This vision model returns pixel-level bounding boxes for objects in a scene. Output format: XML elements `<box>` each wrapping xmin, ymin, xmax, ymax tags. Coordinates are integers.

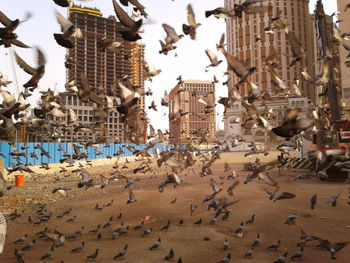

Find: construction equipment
<box><xmin>307</xmin><ymin>1</ymin><xmax>349</xmax><ymax>179</ymax></box>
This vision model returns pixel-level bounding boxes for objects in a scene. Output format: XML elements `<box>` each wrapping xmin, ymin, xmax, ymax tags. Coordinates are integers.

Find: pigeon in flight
<box><xmin>205</xmin><ymin>49</ymin><xmax>223</xmax><ymax>68</ymax></box>
<box><xmin>120</xmin><ymin>0</ymin><xmax>148</xmax><ymax>18</ymax></box>
<box><xmin>14</xmin><ymin>47</ymin><xmax>46</xmax><ymax>90</ymax></box>
<box><xmin>205</xmin><ymin>7</ymin><xmax>232</xmax><ymax>19</ymax></box>
<box><xmin>0</xmin><ymin>10</ymin><xmax>30</xmax><ymax>48</ymax></box>
<box><xmin>54</xmin><ymin>10</ymin><xmax>83</xmax><ymax>48</ymax></box>
<box><xmin>112</xmin><ymin>0</ymin><xmax>143</xmax><ymax>41</ymax></box>
<box><xmin>182</xmin><ymin>4</ymin><xmax>201</xmax><ymax>40</ymax></box>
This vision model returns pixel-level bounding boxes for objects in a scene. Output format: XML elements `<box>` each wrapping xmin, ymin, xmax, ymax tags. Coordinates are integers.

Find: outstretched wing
<box><xmin>187</xmin><ymin>4</ymin><xmax>196</xmax><ymax>26</ymax></box>
<box><xmin>162</xmin><ymin>23</ymin><xmax>178</xmax><ymax>39</ymax></box>
<box><xmin>54</xmin><ymin>9</ymin><xmax>73</xmax><ymax>32</ymax></box>
<box><xmin>112</xmin><ymin>0</ymin><xmax>135</xmax><ymax>28</ymax></box>
<box><xmin>0</xmin><ymin>10</ymin><xmax>12</xmax><ymax>27</ymax></box>
<box><xmin>14</xmin><ymin>51</ymin><xmax>36</xmax><ymax>76</ymax></box>
<box><xmin>36</xmin><ymin>47</ymin><xmax>46</xmax><ymax>67</ymax></box>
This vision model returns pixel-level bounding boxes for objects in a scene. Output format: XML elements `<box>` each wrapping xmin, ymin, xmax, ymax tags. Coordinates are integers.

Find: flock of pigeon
<box><xmin>1</xmin><ymin>0</ymin><xmax>350</xmax><ymax>262</ymax></box>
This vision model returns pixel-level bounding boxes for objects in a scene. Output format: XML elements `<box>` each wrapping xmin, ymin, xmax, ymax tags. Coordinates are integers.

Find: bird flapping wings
<box><xmin>14</xmin><ymin>51</ymin><xmax>36</xmax><ymax>76</ymax></box>
<box><xmin>54</xmin><ymin>9</ymin><xmax>73</xmax><ymax>32</ymax></box>
<box><xmin>113</xmin><ymin>0</ymin><xmax>136</xmax><ymax>28</ymax></box>
<box><xmin>0</xmin><ymin>10</ymin><xmax>12</xmax><ymax>27</ymax></box>
<box><xmin>187</xmin><ymin>4</ymin><xmax>196</xmax><ymax>26</ymax></box>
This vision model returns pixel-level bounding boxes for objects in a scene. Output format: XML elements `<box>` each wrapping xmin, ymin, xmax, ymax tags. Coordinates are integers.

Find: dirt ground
<box><xmin>0</xmin><ymin>151</ymin><xmax>349</xmax><ymax>263</ymax></box>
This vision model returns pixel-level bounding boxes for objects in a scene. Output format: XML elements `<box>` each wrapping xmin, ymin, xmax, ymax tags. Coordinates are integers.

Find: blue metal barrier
<box><xmin>0</xmin><ymin>142</ymin><xmax>172</xmax><ymax>168</ymax></box>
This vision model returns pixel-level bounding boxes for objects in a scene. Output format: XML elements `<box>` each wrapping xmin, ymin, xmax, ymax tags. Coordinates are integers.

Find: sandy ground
<box><xmin>0</xmin><ymin>151</ymin><xmax>349</xmax><ymax>263</ymax></box>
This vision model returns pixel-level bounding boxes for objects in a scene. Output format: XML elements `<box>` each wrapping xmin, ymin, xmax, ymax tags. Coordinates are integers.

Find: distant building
<box><xmin>169</xmin><ymin>80</ymin><xmax>216</xmax><ymax>145</ymax></box>
<box><xmin>222</xmin><ymin>0</ymin><xmax>331</xmax><ymax>143</ymax></box>
<box><xmin>224</xmin><ymin>97</ymin><xmax>308</xmax><ymax>142</ymax></box>
<box><xmin>224</xmin><ymin>0</ymin><xmax>315</xmax><ymax>100</ymax></box>
<box><xmin>338</xmin><ymin>0</ymin><xmax>350</xmax><ymax>119</ymax></box>
<box><xmin>57</xmin><ymin>6</ymin><xmax>145</xmax><ymax>143</ymax></box>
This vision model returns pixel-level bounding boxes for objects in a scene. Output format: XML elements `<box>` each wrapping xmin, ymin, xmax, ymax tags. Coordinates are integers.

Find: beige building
<box><xmin>224</xmin><ymin>0</ymin><xmax>315</xmax><ymax>100</ymax></box>
<box><xmin>338</xmin><ymin>0</ymin><xmax>350</xmax><ymax>119</ymax></box>
<box><xmin>169</xmin><ymin>80</ymin><xmax>216</xmax><ymax>145</ymax></box>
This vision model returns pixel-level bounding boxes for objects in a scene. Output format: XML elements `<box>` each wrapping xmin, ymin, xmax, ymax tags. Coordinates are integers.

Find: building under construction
<box><xmin>58</xmin><ymin>6</ymin><xmax>146</xmax><ymax>143</ymax></box>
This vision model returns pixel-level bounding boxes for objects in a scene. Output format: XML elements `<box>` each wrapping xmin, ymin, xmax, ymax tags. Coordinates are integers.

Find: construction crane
<box><xmin>98</xmin><ymin>50</ymin><xmax>106</xmax><ymax>143</ymax></box>
<box><xmin>7</xmin><ymin>47</ymin><xmax>27</xmax><ymax>142</ymax></box>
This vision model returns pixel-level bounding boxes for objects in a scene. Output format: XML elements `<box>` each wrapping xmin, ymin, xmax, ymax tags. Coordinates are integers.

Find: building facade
<box><xmin>169</xmin><ymin>80</ymin><xmax>216</xmax><ymax>145</ymax></box>
<box><xmin>57</xmin><ymin>6</ymin><xmax>145</xmax><ymax>143</ymax></box>
<box><xmin>224</xmin><ymin>0</ymin><xmax>314</xmax><ymax>100</ymax></box>
<box><xmin>338</xmin><ymin>0</ymin><xmax>350</xmax><ymax>119</ymax></box>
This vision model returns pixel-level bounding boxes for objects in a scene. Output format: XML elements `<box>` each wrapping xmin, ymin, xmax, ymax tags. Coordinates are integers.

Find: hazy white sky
<box><xmin>0</xmin><ymin>0</ymin><xmax>338</xmax><ymax>132</ymax></box>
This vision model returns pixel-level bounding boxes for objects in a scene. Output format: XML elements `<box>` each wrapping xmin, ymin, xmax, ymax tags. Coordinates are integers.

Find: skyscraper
<box><xmin>169</xmin><ymin>80</ymin><xmax>216</xmax><ymax>145</ymax></box>
<box><xmin>338</xmin><ymin>0</ymin><xmax>350</xmax><ymax>119</ymax></box>
<box><xmin>59</xmin><ymin>6</ymin><xmax>145</xmax><ymax>143</ymax></box>
<box><xmin>224</xmin><ymin>0</ymin><xmax>314</xmax><ymax>100</ymax></box>
<box><xmin>223</xmin><ymin>0</ymin><xmax>316</xmax><ymax>141</ymax></box>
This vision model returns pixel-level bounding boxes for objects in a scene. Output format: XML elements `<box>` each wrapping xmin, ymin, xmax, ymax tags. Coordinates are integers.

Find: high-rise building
<box><xmin>169</xmin><ymin>80</ymin><xmax>216</xmax><ymax>145</ymax></box>
<box><xmin>223</xmin><ymin>0</ymin><xmax>317</xmax><ymax>141</ymax></box>
<box><xmin>338</xmin><ymin>0</ymin><xmax>350</xmax><ymax>118</ymax></box>
<box><xmin>58</xmin><ymin>6</ymin><xmax>145</xmax><ymax>143</ymax></box>
<box><xmin>224</xmin><ymin>0</ymin><xmax>314</xmax><ymax>100</ymax></box>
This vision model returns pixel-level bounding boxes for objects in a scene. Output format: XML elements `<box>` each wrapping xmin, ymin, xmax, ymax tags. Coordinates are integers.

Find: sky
<box><xmin>0</xmin><ymin>0</ymin><xmax>338</xmax><ymax>133</ymax></box>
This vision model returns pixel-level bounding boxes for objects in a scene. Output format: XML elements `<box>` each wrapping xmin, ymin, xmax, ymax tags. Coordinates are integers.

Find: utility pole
<box><xmin>98</xmin><ymin>51</ymin><xmax>106</xmax><ymax>143</ymax></box>
<box><xmin>314</xmin><ymin>0</ymin><xmax>341</xmax><ymax>126</ymax></box>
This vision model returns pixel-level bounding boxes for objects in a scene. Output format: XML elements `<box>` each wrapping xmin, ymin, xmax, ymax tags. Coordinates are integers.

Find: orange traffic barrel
<box><xmin>15</xmin><ymin>174</ymin><xmax>24</xmax><ymax>187</ymax></box>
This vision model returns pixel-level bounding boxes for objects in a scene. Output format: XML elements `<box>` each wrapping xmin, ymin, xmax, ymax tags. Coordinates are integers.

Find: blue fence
<box><xmin>0</xmin><ymin>142</ymin><xmax>173</xmax><ymax>169</ymax></box>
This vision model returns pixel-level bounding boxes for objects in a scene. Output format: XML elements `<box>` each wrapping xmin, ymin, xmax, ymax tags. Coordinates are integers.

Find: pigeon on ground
<box><xmin>14</xmin><ymin>234</ymin><xmax>27</xmax><ymax>244</ymax></box>
<box><xmin>268</xmin><ymin>240</ymin><xmax>281</xmax><ymax>250</ymax></box>
<box><xmin>165</xmin><ymin>248</ymin><xmax>175</xmax><ymax>261</ymax></box>
<box><xmin>245</xmin><ymin>247</ymin><xmax>254</xmax><ymax>258</ymax></box>
<box><xmin>328</xmin><ymin>192</ymin><xmax>341</xmax><ymax>207</ymax></box>
<box><xmin>245</xmin><ymin>214</ymin><xmax>255</xmax><ymax>224</ymax></box>
<box><xmin>311</xmin><ymin>194</ymin><xmax>317</xmax><ymax>209</ymax></box>
<box><xmin>71</xmin><ymin>241</ymin><xmax>85</xmax><ymax>253</ymax></box>
<box><xmin>149</xmin><ymin>238</ymin><xmax>161</xmax><ymax>250</ymax></box>
<box><xmin>41</xmin><ymin>246</ymin><xmax>54</xmax><ymax>260</ymax></box>
<box><xmin>87</xmin><ymin>248</ymin><xmax>99</xmax><ymax>260</ymax></box>
<box><xmin>273</xmin><ymin>252</ymin><xmax>288</xmax><ymax>263</ymax></box>
<box><xmin>161</xmin><ymin>220</ymin><xmax>171</xmax><ymax>231</ymax></box>
<box><xmin>284</xmin><ymin>214</ymin><xmax>299</xmax><ymax>225</ymax></box>
<box><xmin>217</xmin><ymin>253</ymin><xmax>231</xmax><ymax>263</ymax></box>
<box><xmin>290</xmin><ymin>247</ymin><xmax>304</xmax><ymax>261</ymax></box>
<box><xmin>22</xmin><ymin>239</ymin><xmax>36</xmax><ymax>251</ymax></box>
<box><xmin>114</xmin><ymin>244</ymin><xmax>128</xmax><ymax>259</ymax></box>
<box><xmin>223</xmin><ymin>238</ymin><xmax>229</xmax><ymax>250</ymax></box>
<box><xmin>252</xmin><ymin>233</ymin><xmax>261</xmax><ymax>248</ymax></box>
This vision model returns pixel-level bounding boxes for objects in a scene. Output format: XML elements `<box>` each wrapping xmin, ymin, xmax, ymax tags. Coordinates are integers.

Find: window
<box><xmin>344</xmin><ymin>88</ymin><xmax>350</xmax><ymax>98</ymax></box>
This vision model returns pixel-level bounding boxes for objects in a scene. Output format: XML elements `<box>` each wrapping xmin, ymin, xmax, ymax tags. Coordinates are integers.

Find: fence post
<box><xmin>0</xmin><ymin>159</ymin><xmax>4</xmax><ymax>179</ymax></box>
